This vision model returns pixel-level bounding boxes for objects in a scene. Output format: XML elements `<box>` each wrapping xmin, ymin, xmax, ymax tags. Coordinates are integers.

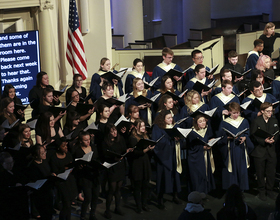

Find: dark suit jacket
<box><xmin>250</xmin><ymin>115</ymin><xmax>279</xmax><ymax>158</ymax></box>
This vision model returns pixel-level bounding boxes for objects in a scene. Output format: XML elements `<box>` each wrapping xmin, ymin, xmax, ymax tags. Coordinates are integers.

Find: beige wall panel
<box><xmin>237</xmin><ymin>29</ymin><xmax>280</xmax><ymax>55</ymax></box>
<box><xmin>0</xmin><ymin>0</ymin><xmax>39</xmax><ymax>9</ymax></box>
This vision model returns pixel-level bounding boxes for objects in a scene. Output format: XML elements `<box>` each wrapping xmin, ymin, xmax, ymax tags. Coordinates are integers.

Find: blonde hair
<box><xmin>184</xmin><ymin>90</ymin><xmax>201</xmax><ymax>113</ymax></box>
<box><xmin>263</xmin><ymin>22</ymin><xmax>275</xmax><ymax>36</ymax></box>
<box><xmin>132</xmin><ymin>78</ymin><xmax>147</xmax><ymax>98</ymax></box>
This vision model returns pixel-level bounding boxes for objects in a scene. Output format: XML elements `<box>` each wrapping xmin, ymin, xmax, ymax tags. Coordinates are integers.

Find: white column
<box><xmin>38</xmin><ymin>1</ymin><xmax>55</xmax><ymax>85</ymax></box>
<box><xmin>111</xmin><ymin>0</ymin><xmax>144</xmax><ymax>47</ymax></box>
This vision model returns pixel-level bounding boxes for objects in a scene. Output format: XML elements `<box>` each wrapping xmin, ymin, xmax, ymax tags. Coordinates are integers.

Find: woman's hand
<box><xmin>99</xmin><ymin>77</ymin><xmax>105</xmax><ymax>87</ymax></box>
<box><xmin>173</xmin><ymin>76</ymin><xmax>182</xmax><ymax>81</ymax></box>
<box><xmin>138</xmin><ymin>104</ymin><xmax>147</xmax><ymax>109</ymax></box>
<box><xmin>88</xmin><ymin>107</ymin><xmax>95</xmax><ymax>115</ymax></box>
<box><xmin>222</xmin><ymin>110</ymin><xmax>229</xmax><ymax>115</ymax></box>
<box><xmin>59</xmin><ymin>110</ymin><xmax>67</xmax><ymax>117</ymax></box>
<box><xmin>110</xmin><ymin>105</ymin><xmax>118</xmax><ymax>113</ymax></box>
<box><xmin>265</xmin><ymin>137</ymin><xmax>275</xmax><ymax>144</ymax></box>
<box><xmin>127</xmin><ymin>148</ymin><xmax>134</xmax><ymax>153</ymax></box>
<box><xmin>239</xmin><ymin>136</ymin><xmax>246</xmax><ymax>144</ymax></box>
<box><xmin>146</xmin><ymin>103</ymin><xmax>152</xmax><ymax>108</ymax></box>
<box><xmin>112</xmin><ymin>79</ymin><xmax>118</xmax><ymax>85</ymax></box>
<box><xmin>53</xmin><ymin>95</ymin><xmax>59</xmax><ymax>103</ymax></box>
<box><xmin>17</xmin><ymin>109</ymin><xmax>24</xmax><ymax>117</ymax></box>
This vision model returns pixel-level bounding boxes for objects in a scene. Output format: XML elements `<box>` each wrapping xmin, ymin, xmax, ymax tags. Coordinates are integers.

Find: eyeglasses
<box><xmin>194</xmin><ymin>56</ymin><xmax>204</xmax><ymax>60</ymax></box>
<box><xmin>265</xmin><ymin>110</ymin><xmax>273</xmax><ymax>113</ymax></box>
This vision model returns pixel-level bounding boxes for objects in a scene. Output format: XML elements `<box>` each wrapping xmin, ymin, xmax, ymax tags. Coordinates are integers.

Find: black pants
<box><xmin>254</xmin><ymin>150</ymin><xmax>277</xmax><ymax>192</ymax></box>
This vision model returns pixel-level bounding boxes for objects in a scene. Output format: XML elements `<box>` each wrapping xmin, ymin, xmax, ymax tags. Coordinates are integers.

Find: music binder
<box><xmin>205</xmin><ymin>64</ymin><xmax>219</xmax><ymax>76</ymax></box>
<box><xmin>143</xmin><ymin>77</ymin><xmax>159</xmax><ymax>89</ymax></box>
<box><xmin>254</xmin><ymin>128</ymin><xmax>279</xmax><ymax>139</ymax></box>
<box><xmin>53</xmin><ymin>85</ymin><xmax>68</xmax><ymax>97</ymax></box>
<box><xmin>222</xmin><ymin>127</ymin><xmax>248</xmax><ymax>138</ymax></box>
<box><xmin>192</xmin><ymin>79</ymin><xmax>218</xmax><ymax>93</ymax></box>
<box><xmin>190</xmin><ymin>107</ymin><xmax>217</xmax><ymax>119</ymax></box>
<box><xmin>164</xmin><ymin>127</ymin><xmax>192</xmax><ymax>139</ymax></box>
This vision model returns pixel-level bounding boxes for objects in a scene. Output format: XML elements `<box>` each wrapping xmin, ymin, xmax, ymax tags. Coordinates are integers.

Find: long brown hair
<box><xmin>131</xmin><ymin>119</ymin><xmax>148</xmax><ymax>141</ymax></box>
<box><xmin>18</xmin><ymin>124</ymin><xmax>33</xmax><ymax>147</ymax></box>
<box><xmin>0</xmin><ymin>97</ymin><xmax>17</xmax><ymax>125</ymax></box>
<box><xmin>36</xmin><ymin>111</ymin><xmax>53</xmax><ymax>143</ymax></box>
<box><xmin>99</xmin><ymin>57</ymin><xmax>109</xmax><ymax>71</ymax></box>
<box><xmin>263</xmin><ymin>22</ymin><xmax>275</xmax><ymax>36</ymax></box>
<box><xmin>104</xmin><ymin>123</ymin><xmax>120</xmax><ymax>146</ymax></box>
<box><xmin>160</xmin><ymin>75</ymin><xmax>175</xmax><ymax>94</ymax></box>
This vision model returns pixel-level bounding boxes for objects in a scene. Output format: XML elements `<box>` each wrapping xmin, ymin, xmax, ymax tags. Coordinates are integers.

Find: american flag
<box><xmin>66</xmin><ymin>0</ymin><xmax>87</xmax><ymax>79</ymax></box>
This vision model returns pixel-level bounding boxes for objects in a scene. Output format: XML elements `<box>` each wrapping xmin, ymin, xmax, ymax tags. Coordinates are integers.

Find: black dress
<box><xmin>0</xmin><ymin>169</ymin><xmax>29</xmax><ymax>220</ymax></box>
<box><xmin>26</xmin><ymin>159</ymin><xmax>53</xmax><ymax>219</ymax></box>
<box><xmin>127</xmin><ymin>135</ymin><xmax>152</xmax><ymax>181</ymax></box>
<box><xmin>102</xmin><ymin>136</ymin><xmax>127</xmax><ymax>182</ymax></box>
<box><xmin>72</xmin><ymin>144</ymin><xmax>101</xmax><ymax>218</ymax></box>
<box><xmin>49</xmin><ymin>152</ymin><xmax>77</xmax><ymax>201</ymax></box>
<box><xmin>95</xmin><ymin>121</ymin><xmax>109</xmax><ymax>161</ymax></box>
<box><xmin>49</xmin><ymin>152</ymin><xmax>77</xmax><ymax>220</ymax></box>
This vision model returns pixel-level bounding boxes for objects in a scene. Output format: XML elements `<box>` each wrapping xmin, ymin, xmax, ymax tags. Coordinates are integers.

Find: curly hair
<box><xmin>184</xmin><ymin>90</ymin><xmax>201</xmax><ymax>114</ymax></box>
<box><xmin>154</xmin><ymin>110</ymin><xmax>174</xmax><ymax>129</ymax></box>
<box><xmin>158</xmin><ymin>94</ymin><xmax>178</xmax><ymax>115</ymax></box>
